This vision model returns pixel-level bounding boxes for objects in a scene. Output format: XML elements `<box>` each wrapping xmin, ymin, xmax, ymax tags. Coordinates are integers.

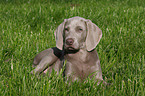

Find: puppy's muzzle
<box><xmin>66</xmin><ymin>38</ymin><xmax>74</xmax><ymax>45</ymax></box>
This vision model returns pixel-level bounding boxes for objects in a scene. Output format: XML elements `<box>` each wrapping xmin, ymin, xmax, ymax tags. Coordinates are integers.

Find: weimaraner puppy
<box><xmin>31</xmin><ymin>16</ymin><xmax>104</xmax><ymax>84</ymax></box>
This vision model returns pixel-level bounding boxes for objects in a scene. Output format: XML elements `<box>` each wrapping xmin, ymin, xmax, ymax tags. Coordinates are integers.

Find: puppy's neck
<box><xmin>64</xmin><ymin>49</ymin><xmax>79</xmax><ymax>54</ymax></box>
<box><xmin>65</xmin><ymin>48</ymin><xmax>96</xmax><ymax>63</ymax></box>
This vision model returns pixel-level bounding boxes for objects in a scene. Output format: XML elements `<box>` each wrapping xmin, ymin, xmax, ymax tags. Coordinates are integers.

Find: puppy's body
<box><xmin>31</xmin><ymin>17</ymin><xmax>104</xmax><ymax>83</ymax></box>
<box><xmin>64</xmin><ymin>49</ymin><xmax>103</xmax><ymax>82</ymax></box>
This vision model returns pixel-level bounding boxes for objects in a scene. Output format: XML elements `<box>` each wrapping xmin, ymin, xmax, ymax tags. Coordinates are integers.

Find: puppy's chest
<box><xmin>64</xmin><ymin>52</ymin><xmax>96</xmax><ymax>67</ymax></box>
<box><xmin>64</xmin><ymin>53</ymin><xmax>97</xmax><ymax>78</ymax></box>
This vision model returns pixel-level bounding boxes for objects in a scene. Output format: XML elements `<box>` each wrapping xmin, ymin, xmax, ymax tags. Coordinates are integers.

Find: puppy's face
<box><xmin>63</xmin><ymin>18</ymin><xmax>87</xmax><ymax>51</ymax></box>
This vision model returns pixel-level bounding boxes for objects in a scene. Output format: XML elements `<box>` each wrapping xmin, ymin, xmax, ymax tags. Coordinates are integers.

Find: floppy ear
<box><xmin>86</xmin><ymin>20</ymin><xmax>102</xmax><ymax>51</ymax></box>
<box><xmin>54</xmin><ymin>19</ymin><xmax>67</xmax><ymax>50</ymax></box>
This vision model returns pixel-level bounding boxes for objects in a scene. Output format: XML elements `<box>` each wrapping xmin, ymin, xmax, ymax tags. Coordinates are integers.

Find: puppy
<box><xmin>31</xmin><ymin>16</ymin><xmax>104</xmax><ymax>84</ymax></box>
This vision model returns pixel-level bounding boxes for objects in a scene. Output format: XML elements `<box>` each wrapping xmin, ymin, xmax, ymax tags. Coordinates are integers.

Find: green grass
<box><xmin>0</xmin><ymin>0</ymin><xmax>144</xmax><ymax>95</ymax></box>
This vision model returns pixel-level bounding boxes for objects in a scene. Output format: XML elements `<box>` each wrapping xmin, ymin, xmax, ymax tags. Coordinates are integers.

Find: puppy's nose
<box><xmin>66</xmin><ymin>38</ymin><xmax>74</xmax><ymax>45</ymax></box>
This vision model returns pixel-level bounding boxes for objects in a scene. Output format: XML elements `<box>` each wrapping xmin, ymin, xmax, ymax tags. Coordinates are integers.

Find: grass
<box><xmin>0</xmin><ymin>0</ymin><xmax>144</xmax><ymax>95</ymax></box>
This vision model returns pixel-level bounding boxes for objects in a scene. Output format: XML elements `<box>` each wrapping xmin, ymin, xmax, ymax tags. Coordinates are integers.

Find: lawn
<box><xmin>0</xmin><ymin>0</ymin><xmax>144</xmax><ymax>95</ymax></box>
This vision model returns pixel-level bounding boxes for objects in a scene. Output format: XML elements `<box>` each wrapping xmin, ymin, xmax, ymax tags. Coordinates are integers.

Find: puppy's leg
<box><xmin>31</xmin><ymin>48</ymin><xmax>61</xmax><ymax>74</ymax></box>
<box><xmin>31</xmin><ymin>56</ymin><xmax>58</xmax><ymax>74</ymax></box>
<box><xmin>33</xmin><ymin>48</ymin><xmax>52</xmax><ymax>66</ymax></box>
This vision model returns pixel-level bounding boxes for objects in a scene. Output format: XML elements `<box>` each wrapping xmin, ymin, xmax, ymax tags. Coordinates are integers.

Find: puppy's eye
<box><xmin>76</xmin><ymin>26</ymin><xmax>83</xmax><ymax>32</ymax></box>
<box><xmin>79</xmin><ymin>28</ymin><xmax>83</xmax><ymax>31</ymax></box>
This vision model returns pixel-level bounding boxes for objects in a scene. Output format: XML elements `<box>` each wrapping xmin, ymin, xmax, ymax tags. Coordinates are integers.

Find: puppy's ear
<box><xmin>86</xmin><ymin>20</ymin><xmax>102</xmax><ymax>51</ymax></box>
<box><xmin>54</xmin><ymin>19</ymin><xmax>67</xmax><ymax>50</ymax></box>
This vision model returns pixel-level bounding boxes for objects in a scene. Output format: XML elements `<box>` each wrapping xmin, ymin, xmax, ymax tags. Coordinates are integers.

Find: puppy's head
<box><xmin>63</xmin><ymin>17</ymin><xmax>87</xmax><ymax>52</ymax></box>
<box><xmin>54</xmin><ymin>16</ymin><xmax>102</xmax><ymax>52</ymax></box>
